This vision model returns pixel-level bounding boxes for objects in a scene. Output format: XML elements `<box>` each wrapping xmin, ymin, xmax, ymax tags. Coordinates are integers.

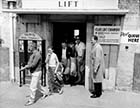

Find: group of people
<box><xmin>60</xmin><ymin>36</ymin><xmax>86</xmax><ymax>86</ymax></box>
<box><xmin>20</xmin><ymin>35</ymin><xmax>105</xmax><ymax>106</ymax></box>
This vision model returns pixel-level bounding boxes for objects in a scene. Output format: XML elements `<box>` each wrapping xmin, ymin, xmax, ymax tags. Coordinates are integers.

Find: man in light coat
<box><xmin>90</xmin><ymin>35</ymin><xmax>105</xmax><ymax>98</ymax></box>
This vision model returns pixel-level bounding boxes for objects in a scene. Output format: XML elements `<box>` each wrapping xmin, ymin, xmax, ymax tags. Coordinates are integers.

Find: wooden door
<box><xmin>133</xmin><ymin>53</ymin><xmax>140</xmax><ymax>91</ymax></box>
<box><xmin>102</xmin><ymin>45</ymin><xmax>110</xmax><ymax>68</ymax></box>
<box><xmin>102</xmin><ymin>45</ymin><xmax>110</xmax><ymax>79</ymax></box>
<box><xmin>109</xmin><ymin>45</ymin><xmax>119</xmax><ymax>87</ymax></box>
<box><xmin>109</xmin><ymin>45</ymin><xmax>118</xmax><ymax>68</ymax></box>
<box><xmin>102</xmin><ymin>44</ymin><xmax>119</xmax><ymax>80</ymax></box>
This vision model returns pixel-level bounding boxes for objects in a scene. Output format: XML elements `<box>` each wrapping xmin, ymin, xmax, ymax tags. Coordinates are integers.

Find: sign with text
<box><xmin>19</xmin><ymin>32</ymin><xmax>42</xmax><ymax>40</ymax></box>
<box><xmin>58</xmin><ymin>0</ymin><xmax>79</xmax><ymax>8</ymax></box>
<box><xmin>22</xmin><ymin>0</ymin><xmax>118</xmax><ymax>9</ymax></box>
<box><xmin>94</xmin><ymin>26</ymin><xmax>121</xmax><ymax>44</ymax></box>
<box><xmin>120</xmin><ymin>31</ymin><xmax>140</xmax><ymax>44</ymax></box>
<box><xmin>22</xmin><ymin>0</ymin><xmax>82</xmax><ymax>9</ymax></box>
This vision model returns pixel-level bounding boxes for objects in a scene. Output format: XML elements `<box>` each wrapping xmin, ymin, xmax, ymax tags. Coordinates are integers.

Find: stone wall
<box><xmin>1</xmin><ymin>13</ymin><xmax>11</xmax><ymax>48</ymax></box>
<box><xmin>0</xmin><ymin>12</ymin><xmax>11</xmax><ymax>81</ymax></box>
<box><xmin>0</xmin><ymin>47</ymin><xmax>9</xmax><ymax>81</ymax></box>
<box><xmin>119</xmin><ymin>0</ymin><xmax>140</xmax><ymax>30</ymax></box>
<box><xmin>117</xmin><ymin>0</ymin><xmax>140</xmax><ymax>90</ymax></box>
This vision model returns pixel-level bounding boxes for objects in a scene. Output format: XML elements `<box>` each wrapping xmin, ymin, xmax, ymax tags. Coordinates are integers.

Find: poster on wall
<box><xmin>120</xmin><ymin>31</ymin><xmax>140</xmax><ymax>44</ymax></box>
<box><xmin>94</xmin><ymin>26</ymin><xmax>121</xmax><ymax>44</ymax></box>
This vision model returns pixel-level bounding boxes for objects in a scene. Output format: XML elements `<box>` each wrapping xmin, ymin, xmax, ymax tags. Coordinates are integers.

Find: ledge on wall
<box><xmin>2</xmin><ymin>9</ymin><xmax>129</xmax><ymax>15</ymax></box>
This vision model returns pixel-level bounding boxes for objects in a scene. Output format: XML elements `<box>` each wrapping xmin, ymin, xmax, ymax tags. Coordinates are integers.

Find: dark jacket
<box><xmin>27</xmin><ymin>50</ymin><xmax>42</xmax><ymax>73</ymax></box>
<box><xmin>60</xmin><ymin>46</ymin><xmax>71</xmax><ymax>60</ymax></box>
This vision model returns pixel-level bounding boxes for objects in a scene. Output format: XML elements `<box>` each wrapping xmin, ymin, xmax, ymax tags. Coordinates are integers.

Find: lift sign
<box><xmin>58</xmin><ymin>0</ymin><xmax>78</xmax><ymax>7</ymax></box>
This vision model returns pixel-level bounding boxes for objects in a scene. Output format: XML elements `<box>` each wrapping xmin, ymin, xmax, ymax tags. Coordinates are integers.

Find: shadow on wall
<box><xmin>0</xmin><ymin>47</ymin><xmax>10</xmax><ymax>81</ymax></box>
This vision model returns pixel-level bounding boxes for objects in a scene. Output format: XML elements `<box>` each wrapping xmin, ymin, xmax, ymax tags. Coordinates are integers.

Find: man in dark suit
<box><xmin>60</xmin><ymin>41</ymin><xmax>71</xmax><ymax>83</ymax></box>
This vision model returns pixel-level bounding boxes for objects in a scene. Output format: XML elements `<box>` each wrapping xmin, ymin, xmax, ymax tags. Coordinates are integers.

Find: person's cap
<box><xmin>48</xmin><ymin>47</ymin><xmax>53</xmax><ymax>51</ymax></box>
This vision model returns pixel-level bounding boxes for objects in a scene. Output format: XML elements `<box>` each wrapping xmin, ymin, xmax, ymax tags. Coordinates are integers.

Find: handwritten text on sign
<box><xmin>120</xmin><ymin>31</ymin><xmax>140</xmax><ymax>44</ymax></box>
<box><xmin>94</xmin><ymin>26</ymin><xmax>121</xmax><ymax>44</ymax></box>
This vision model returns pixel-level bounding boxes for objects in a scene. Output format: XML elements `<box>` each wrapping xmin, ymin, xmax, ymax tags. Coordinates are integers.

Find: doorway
<box><xmin>53</xmin><ymin>22</ymin><xmax>86</xmax><ymax>85</ymax></box>
<box><xmin>53</xmin><ymin>22</ymin><xmax>86</xmax><ymax>61</ymax></box>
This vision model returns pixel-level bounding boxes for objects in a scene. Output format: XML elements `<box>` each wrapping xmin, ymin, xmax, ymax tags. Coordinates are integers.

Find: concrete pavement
<box><xmin>0</xmin><ymin>81</ymin><xmax>140</xmax><ymax>108</ymax></box>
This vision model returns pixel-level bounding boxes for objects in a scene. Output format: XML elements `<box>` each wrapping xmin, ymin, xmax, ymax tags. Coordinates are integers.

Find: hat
<box><xmin>48</xmin><ymin>46</ymin><xmax>53</xmax><ymax>51</ymax></box>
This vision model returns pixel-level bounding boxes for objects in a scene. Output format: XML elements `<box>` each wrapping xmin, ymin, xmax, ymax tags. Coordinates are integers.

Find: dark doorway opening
<box><xmin>53</xmin><ymin>22</ymin><xmax>86</xmax><ymax>86</ymax></box>
<box><xmin>53</xmin><ymin>22</ymin><xmax>86</xmax><ymax>61</ymax></box>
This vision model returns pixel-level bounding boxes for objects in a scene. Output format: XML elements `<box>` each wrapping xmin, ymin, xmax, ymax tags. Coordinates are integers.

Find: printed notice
<box><xmin>94</xmin><ymin>26</ymin><xmax>121</xmax><ymax>44</ymax></box>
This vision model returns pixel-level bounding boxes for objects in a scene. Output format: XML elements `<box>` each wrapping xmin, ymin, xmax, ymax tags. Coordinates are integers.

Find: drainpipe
<box><xmin>9</xmin><ymin>13</ymin><xmax>15</xmax><ymax>82</ymax></box>
<box><xmin>8</xmin><ymin>0</ymin><xmax>16</xmax><ymax>82</ymax></box>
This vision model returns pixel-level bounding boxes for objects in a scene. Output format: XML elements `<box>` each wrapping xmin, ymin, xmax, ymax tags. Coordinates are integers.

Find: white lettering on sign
<box><xmin>58</xmin><ymin>0</ymin><xmax>78</xmax><ymax>7</ymax></box>
<box><xmin>120</xmin><ymin>32</ymin><xmax>140</xmax><ymax>44</ymax></box>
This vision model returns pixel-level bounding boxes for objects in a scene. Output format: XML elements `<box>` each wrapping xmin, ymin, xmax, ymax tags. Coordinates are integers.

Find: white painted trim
<box><xmin>9</xmin><ymin>13</ymin><xmax>16</xmax><ymax>82</ymax></box>
<box><xmin>2</xmin><ymin>9</ymin><xmax>129</xmax><ymax>15</ymax></box>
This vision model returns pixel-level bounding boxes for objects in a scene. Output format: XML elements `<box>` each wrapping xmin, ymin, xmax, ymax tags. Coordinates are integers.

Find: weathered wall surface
<box><xmin>117</xmin><ymin>0</ymin><xmax>140</xmax><ymax>90</ymax></box>
<box><xmin>0</xmin><ymin>0</ymin><xmax>11</xmax><ymax>81</ymax></box>
<box><xmin>1</xmin><ymin>13</ymin><xmax>11</xmax><ymax>48</ymax></box>
<box><xmin>0</xmin><ymin>1</ymin><xmax>10</xmax><ymax>82</ymax></box>
<box><xmin>14</xmin><ymin>15</ymin><xmax>53</xmax><ymax>83</ymax></box>
<box><xmin>117</xmin><ymin>44</ymin><xmax>140</xmax><ymax>90</ymax></box>
<box><xmin>0</xmin><ymin>47</ymin><xmax>9</xmax><ymax>81</ymax></box>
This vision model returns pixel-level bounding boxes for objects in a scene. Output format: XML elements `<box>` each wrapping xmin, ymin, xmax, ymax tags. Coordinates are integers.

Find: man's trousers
<box><xmin>93</xmin><ymin>83</ymin><xmax>102</xmax><ymax>97</ymax></box>
<box><xmin>29</xmin><ymin>71</ymin><xmax>46</xmax><ymax>101</ymax></box>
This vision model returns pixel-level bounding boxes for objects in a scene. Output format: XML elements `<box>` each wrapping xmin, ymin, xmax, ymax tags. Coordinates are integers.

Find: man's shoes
<box><xmin>90</xmin><ymin>94</ymin><xmax>97</xmax><ymax>98</ymax></box>
<box><xmin>24</xmin><ymin>100</ymin><xmax>35</xmax><ymax>106</ymax></box>
<box><xmin>58</xmin><ymin>89</ymin><xmax>63</xmax><ymax>95</ymax></box>
<box><xmin>41</xmin><ymin>94</ymin><xmax>47</xmax><ymax>100</ymax></box>
<box><xmin>47</xmin><ymin>92</ymin><xmax>52</xmax><ymax>96</ymax></box>
<box><xmin>90</xmin><ymin>94</ymin><xmax>101</xmax><ymax>98</ymax></box>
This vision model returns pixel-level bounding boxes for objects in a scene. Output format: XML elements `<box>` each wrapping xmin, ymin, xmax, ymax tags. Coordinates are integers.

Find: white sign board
<box><xmin>120</xmin><ymin>31</ymin><xmax>140</xmax><ymax>44</ymax></box>
<box><xmin>22</xmin><ymin>0</ymin><xmax>82</xmax><ymax>9</ymax></box>
<box><xmin>19</xmin><ymin>32</ymin><xmax>42</xmax><ymax>40</ymax></box>
<box><xmin>94</xmin><ymin>26</ymin><xmax>121</xmax><ymax>44</ymax></box>
<box><xmin>22</xmin><ymin>0</ymin><xmax>118</xmax><ymax>9</ymax></box>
